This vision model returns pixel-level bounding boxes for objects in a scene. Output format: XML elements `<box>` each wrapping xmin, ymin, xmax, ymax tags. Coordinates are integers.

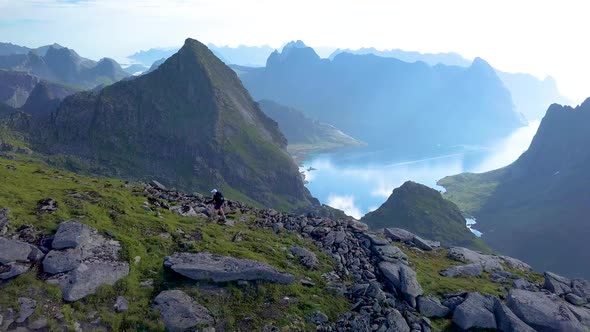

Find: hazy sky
<box><xmin>0</xmin><ymin>0</ymin><xmax>588</xmax><ymax>102</ymax></box>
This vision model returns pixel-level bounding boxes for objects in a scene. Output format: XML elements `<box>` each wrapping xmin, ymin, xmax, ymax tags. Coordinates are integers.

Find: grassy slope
<box><xmin>0</xmin><ymin>152</ymin><xmax>544</xmax><ymax>331</ymax></box>
<box><xmin>436</xmin><ymin>170</ymin><xmax>504</xmax><ymax>217</ymax></box>
<box><xmin>0</xmin><ymin>156</ymin><xmax>348</xmax><ymax>331</ymax></box>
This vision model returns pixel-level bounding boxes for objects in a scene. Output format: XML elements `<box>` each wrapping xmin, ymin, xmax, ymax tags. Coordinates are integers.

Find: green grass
<box><xmin>437</xmin><ymin>171</ymin><xmax>505</xmax><ymax>216</ymax></box>
<box><xmin>401</xmin><ymin>246</ymin><xmax>541</xmax><ymax>298</ymax></box>
<box><xmin>0</xmin><ymin>156</ymin><xmax>349</xmax><ymax>331</ymax></box>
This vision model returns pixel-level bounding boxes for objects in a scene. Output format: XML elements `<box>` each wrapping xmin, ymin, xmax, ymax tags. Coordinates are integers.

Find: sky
<box><xmin>0</xmin><ymin>0</ymin><xmax>588</xmax><ymax>102</ymax></box>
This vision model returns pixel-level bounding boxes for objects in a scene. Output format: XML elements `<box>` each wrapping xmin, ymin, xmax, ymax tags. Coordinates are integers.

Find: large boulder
<box><xmin>412</xmin><ymin>235</ymin><xmax>437</xmax><ymax>251</ymax></box>
<box><xmin>492</xmin><ymin>297</ymin><xmax>535</xmax><ymax>332</ymax></box>
<box><xmin>0</xmin><ymin>262</ymin><xmax>30</xmax><ymax>280</ymax></box>
<box><xmin>153</xmin><ymin>290</ymin><xmax>214</xmax><ymax>332</ymax></box>
<box><xmin>42</xmin><ymin>248</ymin><xmax>82</xmax><ymax>274</ymax></box>
<box><xmin>384</xmin><ymin>228</ymin><xmax>415</xmax><ymax>242</ymax></box>
<box><xmin>379</xmin><ymin>261</ymin><xmax>423</xmax><ymax>307</ymax></box>
<box><xmin>51</xmin><ymin>221</ymin><xmax>92</xmax><ymax>250</ymax></box>
<box><xmin>452</xmin><ymin>292</ymin><xmax>497</xmax><ymax>330</ymax></box>
<box><xmin>371</xmin><ymin>244</ymin><xmax>408</xmax><ymax>262</ymax></box>
<box><xmin>0</xmin><ymin>238</ymin><xmax>36</xmax><ymax>264</ymax></box>
<box><xmin>506</xmin><ymin>289</ymin><xmax>586</xmax><ymax>332</ymax></box>
<box><xmin>544</xmin><ymin>271</ymin><xmax>572</xmax><ymax>295</ymax></box>
<box><xmin>44</xmin><ymin>221</ymin><xmax>129</xmax><ymax>301</ymax></box>
<box><xmin>448</xmin><ymin>247</ymin><xmax>530</xmax><ymax>272</ymax></box>
<box><xmin>56</xmin><ymin>262</ymin><xmax>130</xmax><ymax>302</ymax></box>
<box><xmin>386</xmin><ymin>309</ymin><xmax>410</xmax><ymax>332</ymax></box>
<box><xmin>440</xmin><ymin>263</ymin><xmax>483</xmax><ymax>278</ymax></box>
<box><xmin>417</xmin><ymin>296</ymin><xmax>450</xmax><ymax>318</ymax></box>
<box><xmin>165</xmin><ymin>252</ymin><xmax>295</xmax><ymax>284</ymax></box>
<box><xmin>572</xmin><ymin>279</ymin><xmax>590</xmax><ymax>302</ymax></box>
<box><xmin>290</xmin><ymin>246</ymin><xmax>318</xmax><ymax>269</ymax></box>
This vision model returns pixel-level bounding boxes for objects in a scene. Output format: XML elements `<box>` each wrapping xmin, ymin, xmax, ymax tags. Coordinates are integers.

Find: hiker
<box><xmin>207</xmin><ymin>189</ymin><xmax>227</xmax><ymax>221</ymax></box>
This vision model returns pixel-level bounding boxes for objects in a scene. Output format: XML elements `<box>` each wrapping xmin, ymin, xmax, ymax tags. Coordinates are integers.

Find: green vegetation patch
<box><xmin>0</xmin><ymin>157</ymin><xmax>348</xmax><ymax>331</ymax></box>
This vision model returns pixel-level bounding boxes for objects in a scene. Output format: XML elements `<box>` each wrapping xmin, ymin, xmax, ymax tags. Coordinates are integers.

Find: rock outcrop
<box><xmin>153</xmin><ymin>290</ymin><xmax>214</xmax><ymax>332</ymax></box>
<box><xmin>0</xmin><ymin>237</ymin><xmax>43</xmax><ymax>280</ymax></box>
<box><xmin>44</xmin><ymin>221</ymin><xmax>129</xmax><ymax>301</ymax></box>
<box><xmin>164</xmin><ymin>252</ymin><xmax>296</xmax><ymax>284</ymax></box>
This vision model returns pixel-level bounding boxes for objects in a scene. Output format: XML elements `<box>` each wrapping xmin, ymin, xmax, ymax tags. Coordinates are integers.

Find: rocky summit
<box><xmin>12</xmin><ymin>38</ymin><xmax>315</xmax><ymax>211</ymax></box>
<box><xmin>1</xmin><ymin>157</ymin><xmax>589</xmax><ymax>331</ymax></box>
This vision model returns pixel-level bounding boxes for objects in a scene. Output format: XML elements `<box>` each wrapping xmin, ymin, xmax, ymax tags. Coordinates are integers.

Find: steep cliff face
<box><xmin>440</xmin><ymin>98</ymin><xmax>590</xmax><ymax>278</ymax></box>
<box><xmin>35</xmin><ymin>38</ymin><xmax>315</xmax><ymax>210</ymax></box>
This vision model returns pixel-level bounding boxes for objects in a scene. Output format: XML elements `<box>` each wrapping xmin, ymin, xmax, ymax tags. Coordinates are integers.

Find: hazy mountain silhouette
<box><xmin>0</xmin><ymin>45</ymin><xmax>128</xmax><ymax>89</ymax></box>
<box><xmin>329</xmin><ymin>47</ymin><xmax>471</xmax><ymax>67</ymax></box>
<box><xmin>236</xmin><ymin>41</ymin><xmax>524</xmax><ymax>153</ymax></box>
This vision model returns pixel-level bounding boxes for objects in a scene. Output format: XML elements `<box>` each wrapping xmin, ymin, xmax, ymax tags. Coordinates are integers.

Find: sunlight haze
<box><xmin>1</xmin><ymin>0</ymin><xmax>588</xmax><ymax>102</ymax></box>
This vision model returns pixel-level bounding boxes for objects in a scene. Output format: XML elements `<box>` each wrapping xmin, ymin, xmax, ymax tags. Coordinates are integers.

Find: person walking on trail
<box><xmin>208</xmin><ymin>189</ymin><xmax>227</xmax><ymax>221</ymax></box>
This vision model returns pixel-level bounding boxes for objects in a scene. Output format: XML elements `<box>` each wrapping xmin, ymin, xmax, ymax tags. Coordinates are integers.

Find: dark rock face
<box><xmin>32</xmin><ymin>38</ymin><xmax>314</xmax><ymax>210</ymax></box>
<box><xmin>153</xmin><ymin>290</ymin><xmax>214</xmax><ymax>332</ymax></box>
<box><xmin>164</xmin><ymin>252</ymin><xmax>296</xmax><ymax>284</ymax></box>
<box><xmin>507</xmin><ymin>289</ymin><xmax>587</xmax><ymax>331</ymax></box>
<box><xmin>452</xmin><ymin>292</ymin><xmax>497</xmax><ymax>330</ymax></box>
<box><xmin>36</xmin><ymin>198</ymin><xmax>58</xmax><ymax>213</ymax></box>
<box><xmin>440</xmin><ymin>98</ymin><xmax>590</xmax><ymax>278</ymax></box>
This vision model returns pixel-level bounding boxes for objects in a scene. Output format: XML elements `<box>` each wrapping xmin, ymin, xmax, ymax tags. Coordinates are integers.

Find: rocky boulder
<box><xmin>42</xmin><ymin>248</ymin><xmax>82</xmax><ymax>274</ymax></box>
<box><xmin>448</xmin><ymin>247</ymin><xmax>531</xmax><ymax>272</ymax></box>
<box><xmin>544</xmin><ymin>271</ymin><xmax>572</xmax><ymax>295</ymax></box>
<box><xmin>290</xmin><ymin>246</ymin><xmax>318</xmax><ymax>269</ymax></box>
<box><xmin>452</xmin><ymin>292</ymin><xmax>497</xmax><ymax>330</ymax></box>
<box><xmin>417</xmin><ymin>296</ymin><xmax>450</xmax><ymax>318</ymax></box>
<box><xmin>371</xmin><ymin>244</ymin><xmax>408</xmax><ymax>262</ymax></box>
<box><xmin>0</xmin><ymin>237</ymin><xmax>43</xmax><ymax>280</ymax></box>
<box><xmin>440</xmin><ymin>263</ymin><xmax>483</xmax><ymax>278</ymax></box>
<box><xmin>384</xmin><ymin>228</ymin><xmax>415</xmax><ymax>242</ymax></box>
<box><xmin>51</xmin><ymin>221</ymin><xmax>92</xmax><ymax>250</ymax></box>
<box><xmin>572</xmin><ymin>279</ymin><xmax>590</xmax><ymax>302</ymax></box>
<box><xmin>44</xmin><ymin>221</ymin><xmax>129</xmax><ymax>301</ymax></box>
<box><xmin>54</xmin><ymin>262</ymin><xmax>130</xmax><ymax>302</ymax></box>
<box><xmin>0</xmin><ymin>237</ymin><xmax>39</xmax><ymax>264</ymax></box>
<box><xmin>153</xmin><ymin>290</ymin><xmax>214</xmax><ymax>332</ymax></box>
<box><xmin>507</xmin><ymin>289</ymin><xmax>587</xmax><ymax>331</ymax></box>
<box><xmin>164</xmin><ymin>252</ymin><xmax>295</xmax><ymax>284</ymax></box>
<box><xmin>379</xmin><ymin>261</ymin><xmax>423</xmax><ymax>307</ymax></box>
<box><xmin>492</xmin><ymin>297</ymin><xmax>535</xmax><ymax>332</ymax></box>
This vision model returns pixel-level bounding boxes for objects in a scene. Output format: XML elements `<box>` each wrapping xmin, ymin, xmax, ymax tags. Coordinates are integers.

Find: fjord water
<box><xmin>301</xmin><ymin>121</ymin><xmax>540</xmax><ymax>220</ymax></box>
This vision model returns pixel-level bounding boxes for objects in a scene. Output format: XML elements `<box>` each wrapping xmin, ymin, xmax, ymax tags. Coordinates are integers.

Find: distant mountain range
<box><xmin>4</xmin><ymin>38</ymin><xmax>315</xmax><ymax>211</ymax></box>
<box><xmin>331</xmin><ymin>47</ymin><xmax>569</xmax><ymax>121</ymax></box>
<box><xmin>235</xmin><ymin>41</ymin><xmax>525</xmax><ymax>153</ymax></box>
<box><xmin>329</xmin><ymin>47</ymin><xmax>471</xmax><ymax>67</ymax></box>
<box><xmin>0</xmin><ymin>44</ymin><xmax>128</xmax><ymax>89</ymax></box>
<box><xmin>439</xmin><ymin>98</ymin><xmax>590</xmax><ymax>278</ymax></box>
<box><xmin>127</xmin><ymin>44</ymin><xmax>274</xmax><ymax>68</ymax></box>
<box><xmin>362</xmin><ymin>181</ymin><xmax>487</xmax><ymax>250</ymax></box>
